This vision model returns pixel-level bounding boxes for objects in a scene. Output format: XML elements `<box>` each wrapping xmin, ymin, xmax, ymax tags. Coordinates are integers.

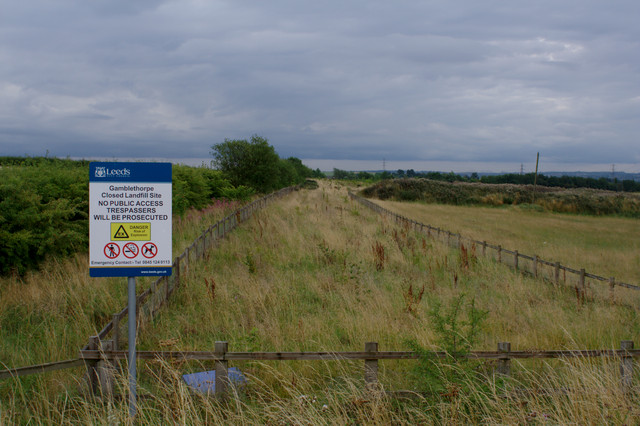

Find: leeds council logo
<box><xmin>95</xmin><ymin>167</ymin><xmax>106</xmax><ymax>177</ymax></box>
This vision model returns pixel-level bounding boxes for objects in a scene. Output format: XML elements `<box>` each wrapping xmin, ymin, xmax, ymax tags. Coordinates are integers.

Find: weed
<box><xmin>318</xmin><ymin>241</ymin><xmax>345</xmax><ymax>266</ymax></box>
<box><xmin>460</xmin><ymin>244</ymin><xmax>469</xmax><ymax>269</ymax></box>
<box><xmin>204</xmin><ymin>277</ymin><xmax>216</xmax><ymax>300</ymax></box>
<box><xmin>403</xmin><ymin>282</ymin><xmax>426</xmax><ymax>314</ymax></box>
<box><xmin>428</xmin><ymin>294</ymin><xmax>488</xmax><ymax>356</ymax></box>
<box><xmin>244</xmin><ymin>253</ymin><xmax>257</xmax><ymax>274</ymax></box>
<box><xmin>372</xmin><ymin>241</ymin><xmax>386</xmax><ymax>271</ymax></box>
<box><xmin>407</xmin><ymin>294</ymin><xmax>489</xmax><ymax>400</ymax></box>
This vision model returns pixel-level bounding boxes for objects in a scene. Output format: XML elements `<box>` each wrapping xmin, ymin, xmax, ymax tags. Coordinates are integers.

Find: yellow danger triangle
<box><xmin>113</xmin><ymin>225</ymin><xmax>130</xmax><ymax>239</ymax></box>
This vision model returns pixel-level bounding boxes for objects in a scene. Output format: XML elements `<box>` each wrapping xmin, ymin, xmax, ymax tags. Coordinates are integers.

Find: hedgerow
<box><xmin>0</xmin><ymin>157</ymin><xmax>251</xmax><ymax>276</ymax></box>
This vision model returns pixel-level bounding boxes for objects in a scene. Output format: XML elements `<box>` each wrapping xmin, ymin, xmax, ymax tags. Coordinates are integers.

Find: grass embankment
<box><xmin>371</xmin><ymin>199</ymin><xmax>640</xmax><ymax>286</ymax></box>
<box><xmin>362</xmin><ymin>178</ymin><xmax>640</xmax><ymax>217</ymax></box>
<box><xmin>2</xmin><ymin>181</ymin><xmax>639</xmax><ymax>423</ymax></box>
<box><xmin>0</xmin><ymin>202</ymin><xmax>241</xmax><ymax>396</ymax></box>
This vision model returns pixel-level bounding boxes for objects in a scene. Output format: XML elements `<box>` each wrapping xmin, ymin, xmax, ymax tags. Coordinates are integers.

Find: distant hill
<box><xmin>538</xmin><ymin>171</ymin><xmax>640</xmax><ymax>182</ymax></box>
<box><xmin>360</xmin><ymin>170</ymin><xmax>640</xmax><ymax>182</ymax></box>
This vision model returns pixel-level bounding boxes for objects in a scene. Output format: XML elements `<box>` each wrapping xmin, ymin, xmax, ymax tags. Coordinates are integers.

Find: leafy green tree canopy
<box><xmin>211</xmin><ymin>135</ymin><xmax>281</xmax><ymax>193</ymax></box>
<box><xmin>211</xmin><ymin>135</ymin><xmax>312</xmax><ymax>193</ymax></box>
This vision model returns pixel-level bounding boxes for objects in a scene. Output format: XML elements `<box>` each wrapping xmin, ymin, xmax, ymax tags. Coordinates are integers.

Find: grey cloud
<box><xmin>0</xmin><ymin>0</ymin><xmax>639</xmax><ymax>170</ymax></box>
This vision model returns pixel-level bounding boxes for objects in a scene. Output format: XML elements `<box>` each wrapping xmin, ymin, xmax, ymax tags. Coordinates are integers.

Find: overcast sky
<box><xmin>1</xmin><ymin>0</ymin><xmax>639</xmax><ymax>172</ymax></box>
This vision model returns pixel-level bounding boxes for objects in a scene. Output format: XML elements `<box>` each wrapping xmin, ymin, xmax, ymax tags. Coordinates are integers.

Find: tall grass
<box><xmin>0</xmin><ymin>201</ymin><xmax>241</xmax><ymax>399</ymax></box>
<box><xmin>2</xmin><ymin>180</ymin><xmax>639</xmax><ymax>423</ymax></box>
<box><xmin>371</xmin><ymin>199</ymin><xmax>640</xmax><ymax>285</ymax></box>
<box><xmin>2</xmin><ymin>347</ymin><xmax>637</xmax><ymax>424</ymax></box>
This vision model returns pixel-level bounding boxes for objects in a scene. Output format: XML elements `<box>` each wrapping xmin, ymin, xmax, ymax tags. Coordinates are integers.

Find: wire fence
<box><xmin>3</xmin><ymin>184</ymin><xmax>638</xmax><ymax>400</ymax></box>
<box><xmin>0</xmin><ymin>186</ymin><xmax>298</xmax><ymax>382</ymax></box>
<box><xmin>348</xmin><ymin>191</ymin><xmax>640</xmax><ymax>300</ymax></box>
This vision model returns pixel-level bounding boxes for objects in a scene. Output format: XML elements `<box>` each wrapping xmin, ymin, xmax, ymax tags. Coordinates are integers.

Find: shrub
<box><xmin>0</xmin><ymin>159</ymin><xmax>88</xmax><ymax>275</ymax></box>
<box><xmin>406</xmin><ymin>294</ymin><xmax>489</xmax><ymax>397</ymax></box>
<box><xmin>0</xmin><ymin>157</ymin><xmax>255</xmax><ymax>275</ymax></box>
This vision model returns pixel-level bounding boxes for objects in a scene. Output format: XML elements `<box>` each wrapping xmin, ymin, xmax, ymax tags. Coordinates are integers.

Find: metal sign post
<box><xmin>128</xmin><ymin>276</ymin><xmax>137</xmax><ymax>417</ymax></box>
<box><xmin>89</xmin><ymin>162</ymin><xmax>172</xmax><ymax>418</ymax></box>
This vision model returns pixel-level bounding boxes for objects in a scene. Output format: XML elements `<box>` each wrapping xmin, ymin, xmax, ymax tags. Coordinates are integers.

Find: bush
<box><xmin>0</xmin><ymin>159</ymin><xmax>88</xmax><ymax>275</ymax></box>
<box><xmin>406</xmin><ymin>294</ymin><xmax>489</xmax><ymax>401</ymax></box>
<box><xmin>172</xmin><ymin>165</ymin><xmax>234</xmax><ymax>216</ymax></box>
<box><xmin>0</xmin><ymin>157</ymin><xmax>254</xmax><ymax>275</ymax></box>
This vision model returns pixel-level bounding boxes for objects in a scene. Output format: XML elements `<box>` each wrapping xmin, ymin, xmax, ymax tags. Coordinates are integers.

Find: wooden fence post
<box><xmin>364</xmin><ymin>342</ymin><xmax>379</xmax><ymax>391</ymax></box>
<box><xmin>172</xmin><ymin>256</ymin><xmax>180</xmax><ymax>295</ymax></box>
<box><xmin>579</xmin><ymin>268</ymin><xmax>586</xmax><ymax>299</ymax></box>
<box><xmin>150</xmin><ymin>279</ymin><xmax>157</xmax><ymax>316</ymax></box>
<box><xmin>482</xmin><ymin>241</ymin><xmax>487</xmax><ymax>256</ymax></box>
<box><xmin>112</xmin><ymin>314</ymin><xmax>120</xmax><ymax>350</ymax></box>
<box><xmin>620</xmin><ymin>340</ymin><xmax>634</xmax><ymax>393</ymax></box>
<box><xmin>498</xmin><ymin>246</ymin><xmax>502</xmax><ymax>263</ymax></box>
<box><xmin>97</xmin><ymin>339</ymin><xmax>115</xmax><ymax>398</ymax></box>
<box><xmin>554</xmin><ymin>262</ymin><xmax>560</xmax><ymax>285</ymax></box>
<box><xmin>497</xmin><ymin>342</ymin><xmax>511</xmax><ymax>377</ymax></box>
<box><xmin>215</xmin><ymin>341</ymin><xmax>229</xmax><ymax>399</ymax></box>
<box><xmin>185</xmin><ymin>246</ymin><xmax>190</xmax><ymax>276</ymax></box>
<box><xmin>514</xmin><ymin>250</ymin><xmax>519</xmax><ymax>271</ymax></box>
<box><xmin>87</xmin><ymin>336</ymin><xmax>100</xmax><ymax>394</ymax></box>
<box><xmin>85</xmin><ymin>336</ymin><xmax>115</xmax><ymax>397</ymax></box>
<box><xmin>533</xmin><ymin>255</ymin><xmax>538</xmax><ymax>278</ymax></box>
<box><xmin>609</xmin><ymin>277</ymin><xmax>615</xmax><ymax>303</ymax></box>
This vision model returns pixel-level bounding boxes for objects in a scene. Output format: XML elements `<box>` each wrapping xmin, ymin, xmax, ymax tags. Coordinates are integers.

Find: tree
<box><xmin>311</xmin><ymin>168</ymin><xmax>325</xmax><ymax>178</ymax></box>
<box><xmin>211</xmin><ymin>135</ymin><xmax>281</xmax><ymax>193</ymax></box>
<box><xmin>285</xmin><ymin>157</ymin><xmax>313</xmax><ymax>182</ymax></box>
<box><xmin>333</xmin><ymin>168</ymin><xmax>353</xmax><ymax>180</ymax></box>
<box><xmin>356</xmin><ymin>171</ymin><xmax>374</xmax><ymax>180</ymax></box>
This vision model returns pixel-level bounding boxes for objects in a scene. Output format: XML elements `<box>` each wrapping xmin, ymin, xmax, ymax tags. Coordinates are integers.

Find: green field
<box><xmin>373</xmin><ymin>199</ymin><xmax>640</xmax><ymax>285</ymax></box>
<box><xmin>1</xmin><ymin>180</ymin><xmax>639</xmax><ymax>424</ymax></box>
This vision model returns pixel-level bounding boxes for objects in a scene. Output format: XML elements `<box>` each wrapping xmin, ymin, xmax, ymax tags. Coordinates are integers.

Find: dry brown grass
<box><xmin>374</xmin><ymin>199</ymin><xmax>640</xmax><ymax>285</ymax></box>
<box><xmin>2</xmin><ymin>180</ymin><xmax>639</xmax><ymax>424</ymax></box>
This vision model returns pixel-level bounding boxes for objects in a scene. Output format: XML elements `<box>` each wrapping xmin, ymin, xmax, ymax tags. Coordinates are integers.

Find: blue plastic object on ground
<box><xmin>182</xmin><ymin>367</ymin><xmax>247</xmax><ymax>395</ymax></box>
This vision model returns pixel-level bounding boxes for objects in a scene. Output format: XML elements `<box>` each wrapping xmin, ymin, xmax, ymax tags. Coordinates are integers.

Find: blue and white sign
<box><xmin>89</xmin><ymin>162</ymin><xmax>172</xmax><ymax>277</ymax></box>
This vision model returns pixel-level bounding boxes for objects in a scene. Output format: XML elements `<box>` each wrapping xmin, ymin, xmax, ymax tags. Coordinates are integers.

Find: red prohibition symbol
<box><xmin>123</xmin><ymin>242</ymin><xmax>139</xmax><ymax>259</ymax></box>
<box><xmin>141</xmin><ymin>242</ymin><xmax>158</xmax><ymax>259</ymax></box>
<box><xmin>104</xmin><ymin>243</ymin><xmax>120</xmax><ymax>259</ymax></box>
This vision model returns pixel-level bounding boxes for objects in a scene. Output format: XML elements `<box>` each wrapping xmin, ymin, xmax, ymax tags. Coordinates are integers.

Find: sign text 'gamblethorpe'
<box><xmin>89</xmin><ymin>162</ymin><xmax>172</xmax><ymax>277</ymax></box>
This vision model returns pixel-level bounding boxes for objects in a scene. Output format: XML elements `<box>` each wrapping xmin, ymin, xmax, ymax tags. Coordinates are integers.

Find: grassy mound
<box><xmin>361</xmin><ymin>178</ymin><xmax>640</xmax><ymax>217</ymax></box>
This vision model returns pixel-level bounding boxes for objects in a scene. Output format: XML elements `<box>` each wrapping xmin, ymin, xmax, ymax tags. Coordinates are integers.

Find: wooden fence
<box><xmin>3</xmin><ymin>185</ymin><xmax>638</xmax><ymax>399</ymax></box>
<box><xmin>77</xmin><ymin>340</ymin><xmax>638</xmax><ymax>398</ymax></box>
<box><xmin>0</xmin><ymin>186</ymin><xmax>297</xmax><ymax>382</ymax></box>
<box><xmin>348</xmin><ymin>191</ymin><xmax>640</xmax><ymax>299</ymax></box>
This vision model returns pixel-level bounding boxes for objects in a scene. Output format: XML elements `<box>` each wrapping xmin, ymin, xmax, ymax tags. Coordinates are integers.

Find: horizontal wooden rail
<box><xmin>76</xmin><ymin>340</ymin><xmax>637</xmax><ymax>398</ymax></box>
<box><xmin>3</xmin><ymin>187</ymin><xmax>300</xmax><ymax>383</ymax></box>
<box><xmin>0</xmin><ymin>359</ymin><xmax>85</xmax><ymax>380</ymax></box>
<box><xmin>79</xmin><ymin>348</ymin><xmax>640</xmax><ymax>362</ymax></box>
